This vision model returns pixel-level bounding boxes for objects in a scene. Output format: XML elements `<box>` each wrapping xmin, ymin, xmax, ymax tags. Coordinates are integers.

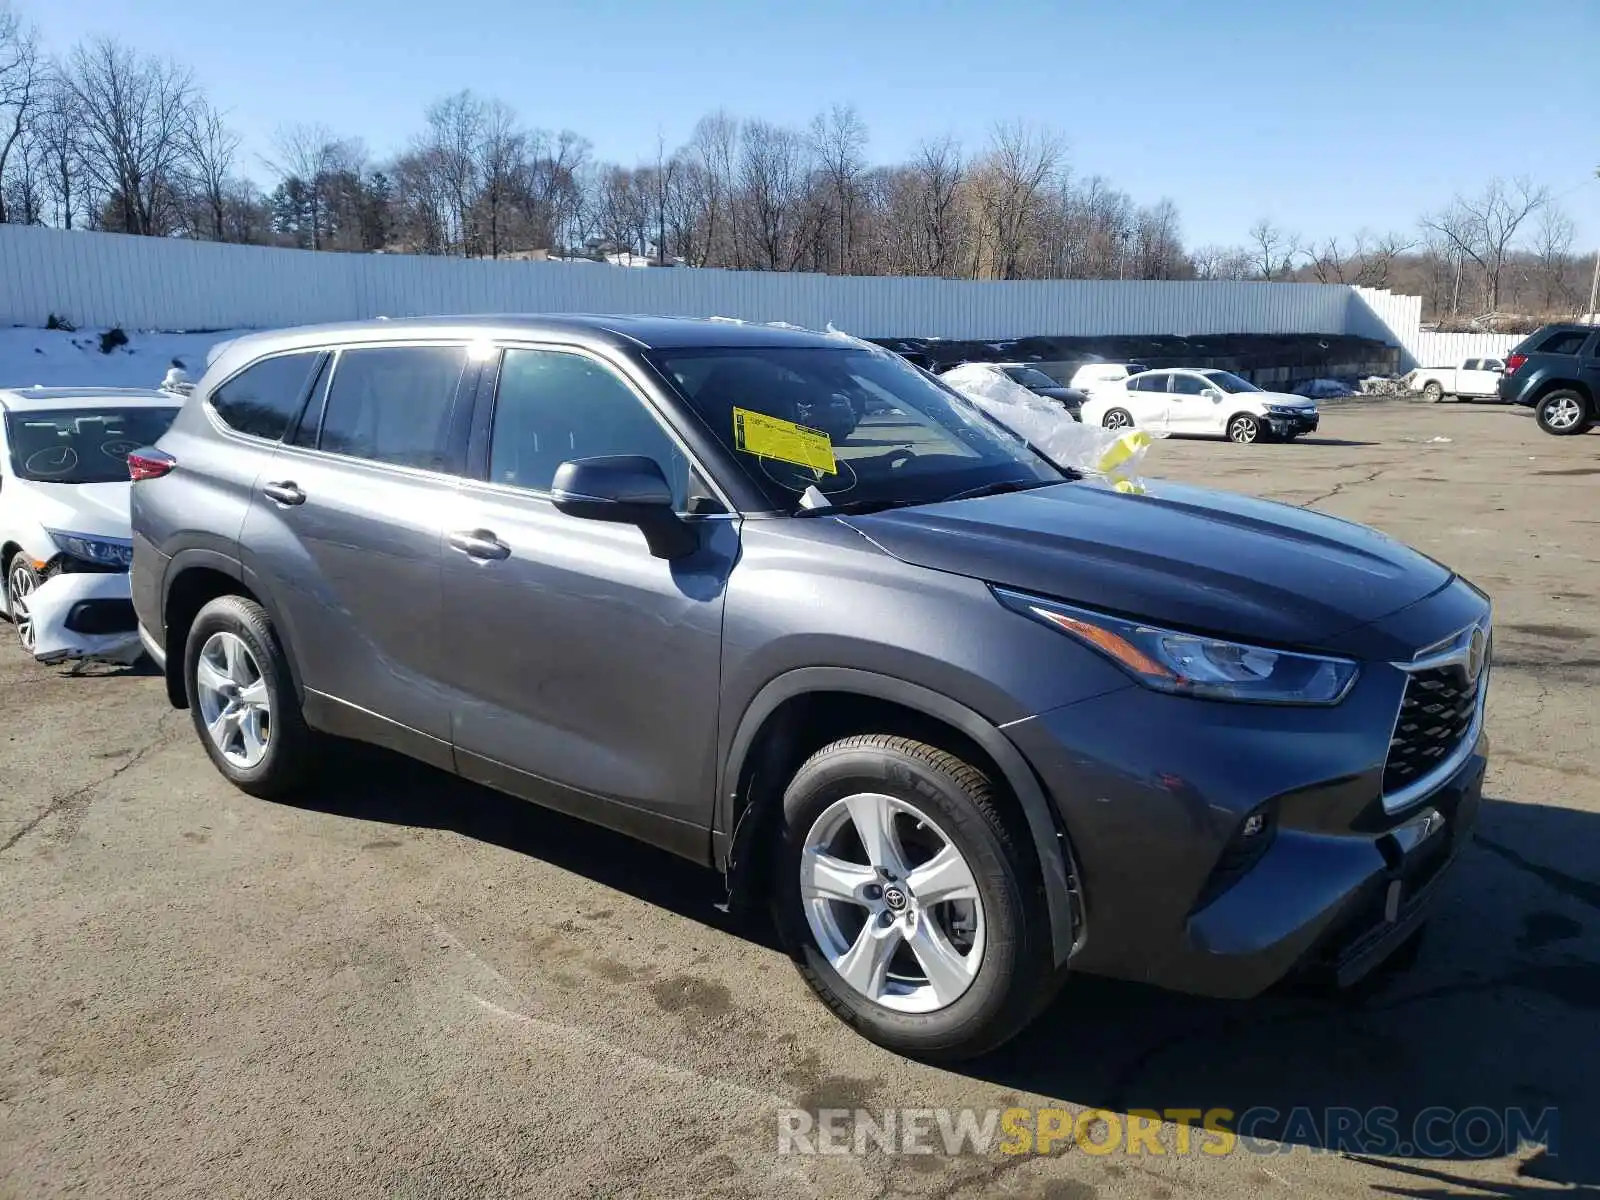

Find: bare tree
<box><xmin>474</xmin><ymin>98</ymin><xmax>523</xmax><ymax>257</ymax></box>
<box><xmin>32</xmin><ymin>73</ymin><xmax>82</xmax><ymax>227</ymax></box>
<box><xmin>65</xmin><ymin>37</ymin><xmax>198</xmax><ymax>235</ymax></box>
<box><xmin>737</xmin><ymin>118</ymin><xmax>810</xmax><ymax>270</ymax></box>
<box><xmin>1530</xmin><ymin>203</ymin><xmax>1577</xmax><ymax>312</ymax></box>
<box><xmin>808</xmin><ymin>103</ymin><xmax>866</xmax><ymax>273</ymax></box>
<box><xmin>973</xmin><ymin>121</ymin><xmax>1063</xmax><ymax>279</ymax></box>
<box><xmin>1246</xmin><ymin>218</ymin><xmax>1302</xmax><ymax>280</ymax></box>
<box><xmin>267</xmin><ymin>122</ymin><xmax>345</xmax><ymax>249</ymax></box>
<box><xmin>182</xmin><ymin>99</ymin><xmax>239</xmax><ymax>240</ymax></box>
<box><xmin>908</xmin><ymin>136</ymin><xmax>964</xmax><ymax>276</ymax></box>
<box><xmin>1421</xmin><ymin>176</ymin><xmax>1550</xmax><ymax>313</ymax></box>
<box><xmin>0</xmin><ymin>3</ymin><xmax>41</xmax><ymax>224</ymax></box>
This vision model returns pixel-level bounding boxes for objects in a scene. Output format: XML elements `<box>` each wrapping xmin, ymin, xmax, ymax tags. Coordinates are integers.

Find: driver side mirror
<box><xmin>1203</xmin><ymin>388</ymin><xmax>1224</xmax><ymax>401</ymax></box>
<box><xmin>551</xmin><ymin>455</ymin><xmax>698</xmax><ymax>560</ymax></box>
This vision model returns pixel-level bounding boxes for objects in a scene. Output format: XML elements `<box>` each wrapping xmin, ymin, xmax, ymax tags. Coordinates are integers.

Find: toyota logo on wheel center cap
<box><xmin>883</xmin><ymin>886</ymin><xmax>908</xmax><ymax>911</ymax></box>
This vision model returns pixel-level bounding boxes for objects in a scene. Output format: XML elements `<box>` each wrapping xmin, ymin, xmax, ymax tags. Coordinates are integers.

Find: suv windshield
<box><xmin>4</xmin><ymin>407</ymin><xmax>181</xmax><ymax>484</ymax></box>
<box><xmin>1003</xmin><ymin>367</ymin><xmax>1060</xmax><ymax>390</ymax></box>
<box><xmin>1199</xmin><ymin>370</ymin><xmax>1261</xmax><ymax>394</ymax></box>
<box><xmin>649</xmin><ymin>346</ymin><xmax>1062</xmax><ymax>510</ymax></box>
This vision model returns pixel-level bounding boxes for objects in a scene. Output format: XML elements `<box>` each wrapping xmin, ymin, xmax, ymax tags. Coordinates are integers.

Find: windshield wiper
<box><xmin>792</xmin><ymin>496</ymin><xmax>922</xmax><ymax>518</ymax></box>
<box><xmin>939</xmin><ymin>479</ymin><xmax>1057</xmax><ymax>504</ymax></box>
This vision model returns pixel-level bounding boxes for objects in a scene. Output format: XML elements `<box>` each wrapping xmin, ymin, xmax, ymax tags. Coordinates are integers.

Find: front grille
<box><xmin>1383</xmin><ymin>666</ymin><xmax>1481</xmax><ymax>794</ymax></box>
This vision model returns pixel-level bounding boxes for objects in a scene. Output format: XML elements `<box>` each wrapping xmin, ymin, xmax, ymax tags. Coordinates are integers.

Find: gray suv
<box><xmin>129</xmin><ymin>316</ymin><xmax>1490</xmax><ymax>1060</ymax></box>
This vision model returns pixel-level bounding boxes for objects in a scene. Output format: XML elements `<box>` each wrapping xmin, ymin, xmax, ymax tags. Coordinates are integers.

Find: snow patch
<box><xmin>0</xmin><ymin>327</ymin><xmax>247</xmax><ymax>391</ymax></box>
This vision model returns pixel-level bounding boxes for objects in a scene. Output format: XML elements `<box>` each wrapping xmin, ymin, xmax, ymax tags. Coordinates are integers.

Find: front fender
<box><xmin>718</xmin><ymin>665</ymin><xmax>1086</xmax><ymax>965</ymax></box>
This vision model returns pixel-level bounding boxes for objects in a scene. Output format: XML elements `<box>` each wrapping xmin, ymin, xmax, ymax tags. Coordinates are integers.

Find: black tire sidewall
<box><xmin>183</xmin><ymin>596</ymin><xmax>305</xmax><ymax>794</ymax></box>
<box><xmin>1103</xmin><ymin>409</ymin><xmax>1132</xmax><ymax>430</ymax></box>
<box><xmin>1229</xmin><ymin>414</ymin><xmax>1260</xmax><ymax>443</ymax></box>
<box><xmin>772</xmin><ymin>742</ymin><xmax>1043</xmax><ymax>1058</ymax></box>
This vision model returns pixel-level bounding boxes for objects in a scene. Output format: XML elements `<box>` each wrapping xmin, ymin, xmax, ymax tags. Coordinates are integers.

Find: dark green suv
<box><xmin>1499</xmin><ymin>323</ymin><xmax>1600</xmax><ymax>435</ymax></box>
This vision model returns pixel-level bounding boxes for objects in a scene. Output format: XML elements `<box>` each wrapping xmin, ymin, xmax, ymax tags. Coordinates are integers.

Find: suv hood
<box><xmin>15</xmin><ymin>481</ymin><xmax>133</xmax><ymax>540</ymax></box>
<box><xmin>845</xmin><ymin>480</ymin><xmax>1451</xmax><ymax>647</ymax></box>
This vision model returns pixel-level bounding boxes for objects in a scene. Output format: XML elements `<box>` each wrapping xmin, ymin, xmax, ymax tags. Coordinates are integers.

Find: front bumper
<box><xmin>1266</xmin><ymin>411</ymin><xmax>1319</xmax><ymax>436</ymax></box>
<box><xmin>25</xmin><ymin>572</ymin><xmax>144</xmax><ymax>666</ymax></box>
<box><xmin>1002</xmin><ymin>612</ymin><xmax>1488</xmax><ymax>999</ymax></box>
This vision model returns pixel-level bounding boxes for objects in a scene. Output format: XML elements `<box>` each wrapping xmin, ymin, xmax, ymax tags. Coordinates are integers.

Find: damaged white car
<box><xmin>1</xmin><ymin>386</ymin><xmax>183</xmax><ymax>661</ymax></box>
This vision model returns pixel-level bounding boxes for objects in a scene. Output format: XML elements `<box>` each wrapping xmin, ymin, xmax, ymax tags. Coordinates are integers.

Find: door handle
<box><xmin>262</xmin><ymin>480</ymin><xmax>306</xmax><ymax>505</ymax></box>
<box><xmin>448</xmin><ymin>529</ymin><xmax>511</xmax><ymax>560</ymax></box>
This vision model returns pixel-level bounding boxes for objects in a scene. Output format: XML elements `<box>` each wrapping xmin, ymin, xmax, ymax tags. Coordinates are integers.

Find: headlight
<box><xmin>995</xmin><ymin>588</ymin><xmax>1358</xmax><ymax>705</ymax></box>
<box><xmin>1266</xmin><ymin>404</ymin><xmax>1312</xmax><ymax>416</ymax></box>
<box><xmin>46</xmin><ymin>529</ymin><xmax>134</xmax><ymax>569</ymax></box>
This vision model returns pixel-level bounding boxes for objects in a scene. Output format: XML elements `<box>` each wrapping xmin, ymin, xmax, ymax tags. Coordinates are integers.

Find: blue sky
<box><xmin>26</xmin><ymin>0</ymin><xmax>1598</xmax><ymax>250</ymax></box>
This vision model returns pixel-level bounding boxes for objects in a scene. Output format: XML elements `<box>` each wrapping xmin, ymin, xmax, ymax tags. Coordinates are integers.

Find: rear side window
<box><xmin>1131</xmin><ymin>375</ymin><xmax>1166</xmax><ymax>393</ymax></box>
<box><xmin>1538</xmin><ymin>330</ymin><xmax>1590</xmax><ymax>355</ymax></box>
<box><xmin>317</xmin><ymin>345</ymin><xmax>467</xmax><ymax>471</ymax></box>
<box><xmin>209</xmin><ymin>352</ymin><xmax>322</xmax><ymax>440</ymax></box>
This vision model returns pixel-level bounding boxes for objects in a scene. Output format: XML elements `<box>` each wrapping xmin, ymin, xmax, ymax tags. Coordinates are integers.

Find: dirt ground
<box><xmin>2</xmin><ymin>400</ymin><xmax>1596</xmax><ymax>1200</ymax></box>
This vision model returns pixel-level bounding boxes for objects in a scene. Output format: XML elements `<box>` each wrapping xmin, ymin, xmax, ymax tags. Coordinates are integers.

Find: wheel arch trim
<box><xmin>719</xmin><ymin>666</ymin><xmax>1082</xmax><ymax>964</ymax></box>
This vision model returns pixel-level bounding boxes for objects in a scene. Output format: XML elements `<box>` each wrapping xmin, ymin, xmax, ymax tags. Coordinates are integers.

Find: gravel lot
<box><xmin>2</xmin><ymin>400</ymin><xmax>1596</xmax><ymax>1200</ymax></box>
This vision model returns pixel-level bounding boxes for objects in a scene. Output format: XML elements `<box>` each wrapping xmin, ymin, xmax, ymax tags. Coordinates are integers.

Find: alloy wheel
<box><xmin>1103</xmin><ymin>410</ymin><xmax>1132</xmax><ymax>430</ymax></box>
<box><xmin>1545</xmin><ymin>396</ymin><xmax>1583</xmax><ymax>431</ymax></box>
<box><xmin>195</xmin><ymin>631</ymin><xmax>272</xmax><ymax>769</ymax></box>
<box><xmin>8</xmin><ymin>564</ymin><xmax>36</xmax><ymax>652</ymax></box>
<box><xmin>799</xmin><ymin>792</ymin><xmax>986</xmax><ymax>1013</ymax></box>
<box><xmin>1229</xmin><ymin>415</ymin><xmax>1260</xmax><ymax>443</ymax></box>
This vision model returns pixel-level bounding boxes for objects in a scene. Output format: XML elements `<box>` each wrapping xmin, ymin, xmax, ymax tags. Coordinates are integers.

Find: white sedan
<box><xmin>1079</xmin><ymin>369</ymin><xmax>1321</xmax><ymax>444</ymax></box>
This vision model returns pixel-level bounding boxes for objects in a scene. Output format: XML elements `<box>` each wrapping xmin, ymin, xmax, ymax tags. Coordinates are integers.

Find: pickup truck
<box><xmin>1408</xmin><ymin>357</ymin><xmax>1506</xmax><ymax>402</ymax></box>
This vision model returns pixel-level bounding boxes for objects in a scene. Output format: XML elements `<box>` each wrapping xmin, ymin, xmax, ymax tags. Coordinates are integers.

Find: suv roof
<box><xmin>0</xmin><ymin>386</ymin><xmax>176</xmax><ymax>412</ymax></box>
<box><xmin>211</xmin><ymin>315</ymin><xmax>849</xmax><ymax>363</ymax></box>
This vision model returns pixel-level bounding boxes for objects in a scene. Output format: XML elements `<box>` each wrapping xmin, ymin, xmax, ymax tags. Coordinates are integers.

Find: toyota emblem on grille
<box><xmin>1467</xmin><ymin>626</ymin><xmax>1488</xmax><ymax>681</ymax></box>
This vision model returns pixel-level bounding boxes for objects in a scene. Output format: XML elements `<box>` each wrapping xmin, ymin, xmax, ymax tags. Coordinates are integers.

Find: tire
<box><xmin>1535</xmin><ymin>389</ymin><xmax>1592</xmax><ymax>436</ymax></box>
<box><xmin>183</xmin><ymin>594</ymin><xmax>317</xmax><ymax>797</ymax></box>
<box><xmin>771</xmin><ymin>735</ymin><xmax>1057</xmax><ymax>1061</ymax></box>
<box><xmin>1101</xmin><ymin>408</ymin><xmax>1134</xmax><ymax>431</ymax></box>
<box><xmin>1422</xmin><ymin>381</ymin><xmax>1444</xmax><ymax>403</ymax></box>
<box><xmin>1227</xmin><ymin>413</ymin><xmax>1263</xmax><ymax>444</ymax></box>
<box><xmin>4</xmin><ymin>555</ymin><xmax>42</xmax><ymax>654</ymax></box>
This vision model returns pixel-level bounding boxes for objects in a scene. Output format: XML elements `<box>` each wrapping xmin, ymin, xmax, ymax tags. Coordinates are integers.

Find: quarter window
<box><xmin>317</xmin><ymin>345</ymin><xmax>467</xmax><ymax>471</ymax></box>
<box><xmin>209</xmin><ymin>352</ymin><xmax>322</xmax><ymax>441</ymax></box>
<box><xmin>488</xmin><ymin>348</ymin><xmax>692</xmax><ymax>506</ymax></box>
<box><xmin>1538</xmin><ymin>330</ymin><xmax>1589</xmax><ymax>355</ymax></box>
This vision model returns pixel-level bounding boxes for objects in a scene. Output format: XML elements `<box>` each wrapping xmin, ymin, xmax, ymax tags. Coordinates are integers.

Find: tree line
<box><xmin>0</xmin><ymin>5</ymin><xmax>1591</xmax><ymax>325</ymax></box>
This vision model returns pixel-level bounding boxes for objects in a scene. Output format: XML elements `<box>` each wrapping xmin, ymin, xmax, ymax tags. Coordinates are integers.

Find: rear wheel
<box><xmin>1227</xmin><ymin>413</ymin><xmax>1263</xmax><ymax>444</ymax></box>
<box><xmin>772</xmin><ymin>735</ymin><xmax>1057</xmax><ymax>1061</ymax></box>
<box><xmin>4</xmin><ymin>557</ymin><xmax>42</xmax><ymax>653</ymax></box>
<box><xmin>184</xmin><ymin>595</ymin><xmax>317</xmax><ymax>797</ymax></box>
<box><xmin>1101</xmin><ymin>408</ymin><xmax>1134</xmax><ymax>431</ymax></box>
<box><xmin>1535</xmin><ymin>390</ymin><xmax>1591</xmax><ymax>436</ymax></box>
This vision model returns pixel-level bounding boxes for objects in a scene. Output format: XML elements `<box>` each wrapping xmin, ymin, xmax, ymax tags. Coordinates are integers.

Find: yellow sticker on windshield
<box><xmin>732</xmin><ymin>407</ymin><xmax>837</xmax><ymax>475</ymax></box>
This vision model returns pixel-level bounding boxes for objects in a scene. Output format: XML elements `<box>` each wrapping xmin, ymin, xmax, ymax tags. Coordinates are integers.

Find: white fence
<box><xmin>1405</xmin><ymin>330</ymin><xmax>1523</xmax><ymax>369</ymax></box>
<box><xmin>0</xmin><ymin>223</ymin><xmax>1447</xmax><ymax>366</ymax></box>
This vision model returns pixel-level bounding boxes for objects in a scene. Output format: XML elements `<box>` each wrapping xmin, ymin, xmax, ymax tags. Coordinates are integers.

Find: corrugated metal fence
<box><xmin>2</xmin><ymin>224</ymin><xmax>1451</xmax><ymax>364</ymax></box>
<box><xmin>1405</xmin><ymin>330</ymin><xmax>1523</xmax><ymax>368</ymax></box>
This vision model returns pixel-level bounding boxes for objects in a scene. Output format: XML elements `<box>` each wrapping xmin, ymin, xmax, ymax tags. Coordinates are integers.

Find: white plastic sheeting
<box><xmin>939</xmin><ymin>363</ymin><xmax>1163</xmax><ymax>493</ymax></box>
<box><xmin>25</xmin><ymin>573</ymin><xmax>143</xmax><ymax>666</ymax></box>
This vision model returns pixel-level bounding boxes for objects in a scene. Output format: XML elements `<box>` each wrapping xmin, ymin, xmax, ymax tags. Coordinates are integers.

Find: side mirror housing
<box><xmin>551</xmin><ymin>455</ymin><xmax>698</xmax><ymax>560</ymax></box>
<box><xmin>1204</xmin><ymin>388</ymin><xmax>1224</xmax><ymax>401</ymax></box>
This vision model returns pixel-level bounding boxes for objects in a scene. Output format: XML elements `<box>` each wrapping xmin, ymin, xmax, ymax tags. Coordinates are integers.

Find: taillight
<box><xmin>1505</xmin><ymin>353</ymin><xmax>1528</xmax><ymax>375</ymax></box>
<box><xmin>128</xmin><ymin>448</ymin><xmax>176</xmax><ymax>481</ymax></box>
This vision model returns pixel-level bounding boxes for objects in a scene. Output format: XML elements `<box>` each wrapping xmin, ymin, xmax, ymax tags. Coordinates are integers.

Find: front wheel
<box><xmin>1422</xmin><ymin>381</ymin><xmax>1444</xmax><ymax>403</ymax></box>
<box><xmin>184</xmin><ymin>594</ymin><xmax>318</xmax><ymax>797</ymax></box>
<box><xmin>4</xmin><ymin>556</ymin><xmax>42</xmax><ymax>653</ymax></box>
<box><xmin>772</xmin><ymin>735</ymin><xmax>1056</xmax><ymax>1061</ymax></box>
<box><xmin>1227</xmin><ymin>413</ymin><xmax>1264</xmax><ymax>443</ymax></box>
<box><xmin>1535</xmin><ymin>390</ymin><xmax>1592</xmax><ymax>436</ymax></box>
